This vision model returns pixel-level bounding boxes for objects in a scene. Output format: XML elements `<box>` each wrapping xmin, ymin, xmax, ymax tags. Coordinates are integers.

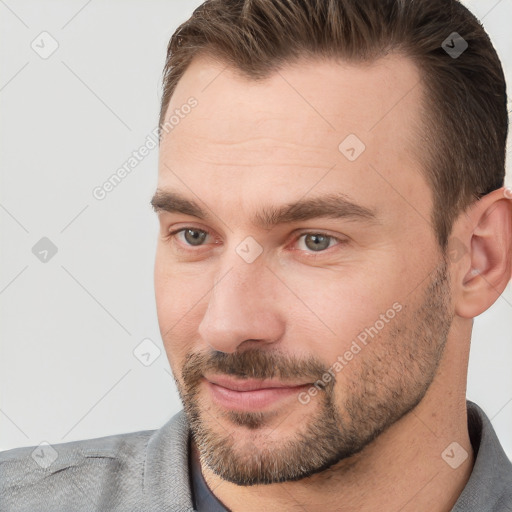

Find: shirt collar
<box><xmin>451</xmin><ymin>400</ymin><xmax>512</xmax><ymax>510</ymax></box>
<box><xmin>144</xmin><ymin>400</ymin><xmax>512</xmax><ymax>511</ymax></box>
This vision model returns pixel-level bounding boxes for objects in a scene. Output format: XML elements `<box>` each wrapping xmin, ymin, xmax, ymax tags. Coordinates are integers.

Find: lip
<box><xmin>205</xmin><ymin>375</ymin><xmax>311</xmax><ymax>391</ymax></box>
<box><xmin>203</xmin><ymin>375</ymin><xmax>312</xmax><ymax>411</ymax></box>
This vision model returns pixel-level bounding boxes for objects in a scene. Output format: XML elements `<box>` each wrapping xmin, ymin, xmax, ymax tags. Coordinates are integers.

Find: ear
<box><xmin>450</xmin><ymin>187</ymin><xmax>512</xmax><ymax>319</ymax></box>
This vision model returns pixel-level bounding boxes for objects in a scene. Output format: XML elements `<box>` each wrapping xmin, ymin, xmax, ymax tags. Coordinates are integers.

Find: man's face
<box><xmin>153</xmin><ymin>54</ymin><xmax>454</xmax><ymax>485</ymax></box>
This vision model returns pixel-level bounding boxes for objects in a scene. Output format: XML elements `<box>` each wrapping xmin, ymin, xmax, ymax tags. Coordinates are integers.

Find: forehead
<box><xmin>157</xmin><ymin>53</ymin><xmax>432</xmax><ymax>231</ymax></box>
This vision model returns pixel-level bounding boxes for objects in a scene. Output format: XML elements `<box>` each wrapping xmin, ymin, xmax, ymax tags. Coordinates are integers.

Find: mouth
<box><xmin>203</xmin><ymin>375</ymin><xmax>312</xmax><ymax>411</ymax></box>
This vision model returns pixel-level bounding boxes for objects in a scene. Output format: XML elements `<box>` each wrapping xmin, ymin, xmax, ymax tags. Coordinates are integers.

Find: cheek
<box><xmin>282</xmin><ymin>267</ymin><xmax>406</xmax><ymax>377</ymax></box>
<box><xmin>154</xmin><ymin>247</ymin><xmax>195</xmax><ymax>320</ymax></box>
<box><xmin>154</xmin><ymin>253</ymin><xmax>210</xmax><ymax>362</ymax></box>
<box><xmin>154</xmin><ymin>254</ymin><xmax>176</xmax><ymax>328</ymax></box>
<box><xmin>288</xmin><ymin>268</ymin><xmax>396</xmax><ymax>330</ymax></box>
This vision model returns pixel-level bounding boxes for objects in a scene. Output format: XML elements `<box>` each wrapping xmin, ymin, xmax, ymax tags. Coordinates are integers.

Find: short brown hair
<box><xmin>158</xmin><ymin>0</ymin><xmax>508</xmax><ymax>248</ymax></box>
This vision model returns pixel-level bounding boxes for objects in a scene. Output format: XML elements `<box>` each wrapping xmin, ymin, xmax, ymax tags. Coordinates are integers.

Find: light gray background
<box><xmin>1</xmin><ymin>0</ymin><xmax>511</xmax><ymax>458</ymax></box>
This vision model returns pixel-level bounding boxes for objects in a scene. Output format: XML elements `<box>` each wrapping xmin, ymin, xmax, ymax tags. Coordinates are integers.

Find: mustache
<box><xmin>180</xmin><ymin>347</ymin><xmax>333</xmax><ymax>389</ymax></box>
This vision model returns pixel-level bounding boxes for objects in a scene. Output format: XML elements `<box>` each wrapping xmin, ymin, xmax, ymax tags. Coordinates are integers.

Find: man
<box><xmin>1</xmin><ymin>0</ymin><xmax>511</xmax><ymax>510</ymax></box>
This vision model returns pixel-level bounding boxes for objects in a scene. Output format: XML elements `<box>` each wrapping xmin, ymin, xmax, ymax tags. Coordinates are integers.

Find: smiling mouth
<box><xmin>202</xmin><ymin>376</ymin><xmax>311</xmax><ymax>411</ymax></box>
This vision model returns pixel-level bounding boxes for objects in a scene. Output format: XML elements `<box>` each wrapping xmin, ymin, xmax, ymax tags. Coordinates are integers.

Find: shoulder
<box><xmin>0</xmin><ymin>423</ymin><xmax>167</xmax><ymax>511</ymax></box>
<box><xmin>0</xmin><ymin>426</ymin><xmax>155</xmax><ymax>462</ymax></box>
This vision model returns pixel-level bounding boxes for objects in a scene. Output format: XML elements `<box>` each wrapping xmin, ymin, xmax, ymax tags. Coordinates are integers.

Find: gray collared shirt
<box><xmin>1</xmin><ymin>400</ymin><xmax>511</xmax><ymax>511</ymax></box>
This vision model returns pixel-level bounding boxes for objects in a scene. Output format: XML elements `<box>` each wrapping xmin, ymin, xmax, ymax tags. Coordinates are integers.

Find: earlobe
<box><xmin>454</xmin><ymin>187</ymin><xmax>512</xmax><ymax>319</ymax></box>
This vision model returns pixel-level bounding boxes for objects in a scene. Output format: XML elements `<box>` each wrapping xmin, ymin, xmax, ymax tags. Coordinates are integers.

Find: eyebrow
<box><xmin>150</xmin><ymin>189</ymin><xmax>379</xmax><ymax>229</ymax></box>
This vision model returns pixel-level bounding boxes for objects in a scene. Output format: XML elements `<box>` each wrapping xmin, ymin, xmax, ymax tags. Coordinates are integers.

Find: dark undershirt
<box><xmin>189</xmin><ymin>437</ymin><xmax>231</xmax><ymax>512</ymax></box>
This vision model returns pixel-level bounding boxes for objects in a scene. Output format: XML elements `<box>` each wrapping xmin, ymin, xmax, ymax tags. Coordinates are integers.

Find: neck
<box><xmin>197</xmin><ymin>323</ymin><xmax>474</xmax><ymax>512</ymax></box>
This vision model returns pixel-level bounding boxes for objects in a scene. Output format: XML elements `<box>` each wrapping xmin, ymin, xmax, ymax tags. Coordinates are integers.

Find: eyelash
<box><xmin>164</xmin><ymin>227</ymin><xmax>347</xmax><ymax>258</ymax></box>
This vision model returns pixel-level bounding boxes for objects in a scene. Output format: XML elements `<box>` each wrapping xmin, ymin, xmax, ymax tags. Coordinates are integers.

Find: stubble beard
<box><xmin>173</xmin><ymin>258</ymin><xmax>453</xmax><ymax>485</ymax></box>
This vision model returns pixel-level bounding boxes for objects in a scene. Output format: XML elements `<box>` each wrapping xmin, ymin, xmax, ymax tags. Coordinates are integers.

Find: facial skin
<box><xmin>153</xmin><ymin>54</ymin><xmax>512</xmax><ymax>511</ymax></box>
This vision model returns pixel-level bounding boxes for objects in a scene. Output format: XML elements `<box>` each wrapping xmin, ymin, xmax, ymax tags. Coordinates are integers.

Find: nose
<box><xmin>197</xmin><ymin>256</ymin><xmax>286</xmax><ymax>354</ymax></box>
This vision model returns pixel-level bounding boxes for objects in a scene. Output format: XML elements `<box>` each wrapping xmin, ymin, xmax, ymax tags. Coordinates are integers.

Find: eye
<box><xmin>166</xmin><ymin>227</ymin><xmax>211</xmax><ymax>247</ymax></box>
<box><xmin>295</xmin><ymin>232</ymin><xmax>341</xmax><ymax>253</ymax></box>
<box><xmin>164</xmin><ymin>227</ymin><xmax>347</xmax><ymax>256</ymax></box>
